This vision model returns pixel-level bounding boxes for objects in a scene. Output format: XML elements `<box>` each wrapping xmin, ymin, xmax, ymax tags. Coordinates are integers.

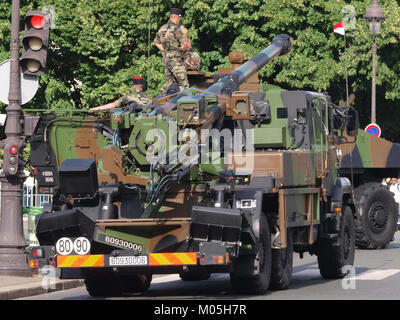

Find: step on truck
<box><xmin>26</xmin><ymin>34</ymin><xmax>359</xmax><ymax>296</ymax></box>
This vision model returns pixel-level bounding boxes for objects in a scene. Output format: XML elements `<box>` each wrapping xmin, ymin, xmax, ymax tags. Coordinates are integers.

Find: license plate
<box><xmin>109</xmin><ymin>256</ymin><xmax>148</xmax><ymax>266</ymax></box>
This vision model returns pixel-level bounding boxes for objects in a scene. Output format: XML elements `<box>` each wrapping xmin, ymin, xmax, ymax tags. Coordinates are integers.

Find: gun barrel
<box><xmin>207</xmin><ymin>34</ymin><xmax>292</xmax><ymax>95</ymax></box>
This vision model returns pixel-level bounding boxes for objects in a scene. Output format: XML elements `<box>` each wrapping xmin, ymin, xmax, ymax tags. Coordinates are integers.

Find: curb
<box><xmin>0</xmin><ymin>279</ymin><xmax>85</xmax><ymax>300</ymax></box>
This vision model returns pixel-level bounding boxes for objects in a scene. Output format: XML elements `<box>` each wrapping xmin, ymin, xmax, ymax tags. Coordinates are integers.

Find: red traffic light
<box><xmin>31</xmin><ymin>15</ymin><xmax>46</xmax><ymax>29</ymax></box>
<box><xmin>21</xmin><ymin>11</ymin><xmax>50</xmax><ymax>76</ymax></box>
<box><xmin>1</xmin><ymin>142</ymin><xmax>20</xmax><ymax>176</ymax></box>
<box><xmin>10</xmin><ymin>146</ymin><xmax>18</xmax><ymax>155</ymax></box>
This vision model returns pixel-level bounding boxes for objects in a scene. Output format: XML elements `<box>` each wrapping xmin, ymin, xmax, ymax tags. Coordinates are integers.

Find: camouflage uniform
<box><xmin>155</xmin><ymin>21</ymin><xmax>189</xmax><ymax>94</ymax></box>
<box><xmin>114</xmin><ymin>91</ymin><xmax>152</xmax><ymax>108</ymax></box>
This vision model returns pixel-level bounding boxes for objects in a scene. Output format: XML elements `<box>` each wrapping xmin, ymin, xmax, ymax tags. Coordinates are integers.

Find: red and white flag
<box><xmin>333</xmin><ymin>21</ymin><xmax>345</xmax><ymax>36</ymax></box>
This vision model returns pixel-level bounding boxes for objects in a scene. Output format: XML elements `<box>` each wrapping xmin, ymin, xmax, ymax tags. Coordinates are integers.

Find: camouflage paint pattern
<box><xmin>46</xmin><ymin>117</ymin><xmax>152</xmax><ymax>186</ymax></box>
<box><xmin>47</xmin><ymin>117</ymin><xmax>109</xmax><ymax>167</ymax></box>
<box><xmin>338</xmin><ymin>129</ymin><xmax>400</xmax><ymax>171</ymax></box>
<box><xmin>228</xmin><ymin>151</ymin><xmax>316</xmax><ymax>187</ymax></box>
<box><xmin>278</xmin><ymin>188</ymin><xmax>320</xmax><ymax>247</ymax></box>
<box><xmin>225</xmin><ymin>86</ymin><xmax>337</xmax><ymax>248</ymax></box>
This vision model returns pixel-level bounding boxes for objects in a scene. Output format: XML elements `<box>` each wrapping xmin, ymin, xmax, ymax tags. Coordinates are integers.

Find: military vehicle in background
<box><xmin>25</xmin><ymin>34</ymin><xmax>359</xmax><ymax>296</ymax></box>
<box><xmin>337</xmin><ymin>131</ymin><xmax>400</xmax><ymax>249</ymax></box>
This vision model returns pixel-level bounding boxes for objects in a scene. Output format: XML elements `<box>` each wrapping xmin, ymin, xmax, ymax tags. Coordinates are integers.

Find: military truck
<box><xmin>188</xmin><ymin>53</ymin><xmax>400</xmax><ymax>251</ymax></box>
<box><xmin>25</xmin><ymin>34</ymin><xmax>359</xmax><ymax>296</ymax></box>
<box><xmin>337</xmin><ymin>130</ymin><xmax>400</xmax><ymax>249</ymax></box>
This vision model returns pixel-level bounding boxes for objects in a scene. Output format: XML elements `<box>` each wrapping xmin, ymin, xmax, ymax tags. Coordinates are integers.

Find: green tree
<box><xmin>184</xmin><ymin>0</ymin><xmax>400</xmax><ymax>141</ymax></box>
<box><xmin>0</xmin><ymin>0</ymin><xmax>399</xmax><ymax>141</ymax></box>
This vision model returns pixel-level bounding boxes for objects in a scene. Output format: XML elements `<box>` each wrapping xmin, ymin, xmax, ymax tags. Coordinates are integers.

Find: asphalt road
<box><xmin>19</xmin><ymin>232</ymin><xmax>400</xmax><ymax>301</ymax></box>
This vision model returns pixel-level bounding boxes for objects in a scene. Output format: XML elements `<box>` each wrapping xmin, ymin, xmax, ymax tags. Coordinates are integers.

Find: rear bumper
<box><xmin>56</xmin><ymin>252</ymin><xmax>202</xmax><ymax>268</ymax></box>
<box><xmin>27</xmin><ymin>247</ymin><xmax>231</xmax><ymax>273</ymax></box>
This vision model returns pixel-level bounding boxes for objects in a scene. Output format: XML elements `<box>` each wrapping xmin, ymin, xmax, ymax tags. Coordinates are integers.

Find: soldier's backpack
<box><xmin>183</xmin><ymin>49</ymin><xmax>201</xmax><ymax>71</ymax></box>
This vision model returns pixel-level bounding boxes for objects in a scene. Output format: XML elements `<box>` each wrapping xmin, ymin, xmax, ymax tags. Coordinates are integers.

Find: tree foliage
<box><xmin>0</xmin><ymin>0</ymin><xmax>399</xmax><ymax>140</ymax></box>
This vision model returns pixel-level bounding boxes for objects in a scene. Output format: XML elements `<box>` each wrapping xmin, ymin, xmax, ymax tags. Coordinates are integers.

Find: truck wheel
<box><xmin>230</xmin><ymin>214</ymin><xmax>272</xmax><ymax>294</ymax></box>
<box><xmin>317</xmin><ymin>206</ymin><xmax>355</xmax><ymax>279</ymax></box>
<box><xmin>83</xmin><ymin>268</ymin><xmax>122</xmax><ymax>297</ymax></box>
<box><xmin>269</xmin><ymin>229</ymin><xmax>293</xmax><ymax>290</ymax></box>
<box><xmin>121</xmin><ymin>274</ymin><xmax>152</xmax><ymax>293</ymax></box>
<box><xmin>179</xmin><ymin>271</ymin><xmax>211</xmax><ymax>281</ymax></box>
<box><xmin>354</xmin><ymin>182</ymin><xmax>398</xmax><ymax>249</ymax></box>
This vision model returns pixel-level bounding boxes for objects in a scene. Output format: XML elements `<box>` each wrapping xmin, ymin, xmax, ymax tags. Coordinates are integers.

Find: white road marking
<box><xmin>291</xmin><ymin>266</ymin><xmax>400</xmax><ymax>281</ymax></box>
<box><xmin>152</xmin><ymin>274</ymin><xmax>180</xmax><ymax>284</ymax></box>
<box><xmin>151</xmin><ymin>273</ymin><xmax>227</xmax><ymax>285</ymax></box>
<box><xmin>150</xmin><ymin>268</ymin><xmax>400</xmax><ymax>285</ymax></box>
<box><xmin>352</xmin><ymin>269</ymin><xmax>400</xmax><ymax>281</ymax></box>
<box><xmin>291</xmin><ymin>269</ymin><xmax>321</xmax><ymax>280</ymax></box>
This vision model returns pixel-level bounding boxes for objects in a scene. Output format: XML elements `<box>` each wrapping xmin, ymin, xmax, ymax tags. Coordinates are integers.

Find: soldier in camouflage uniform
<box><xmin>89</xmin><ymin>76</ymin><xmax>152</xmax><ymax>112</ymax></box>
<box><xmin>154</xmin><ymin>8</ymin><xmax>190</xmax><ymax>94</ymax></box>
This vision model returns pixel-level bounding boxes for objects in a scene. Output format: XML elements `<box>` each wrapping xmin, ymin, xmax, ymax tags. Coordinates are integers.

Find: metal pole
<box><xmin>365</xmin><ymin>0</ymin><xmax>385</xmax><ymax>124</ymax></box>
<box><xmin>371</xmin><ymin>39</ymin><xmax>377</xmax><ymax>124</ymax></box>
<box><xmin>344</xmin><ymin>33</ymin><xmax>349</xmax><ymax>106</ymax></box>
<box><xmin>0</xmin><ymin>0</ymin><xmax>31</xmax><ymax>276</ymax></box>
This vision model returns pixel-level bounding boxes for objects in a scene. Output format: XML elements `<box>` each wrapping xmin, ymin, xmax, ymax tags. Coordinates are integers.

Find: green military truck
<box><xmin>26</xmin><ymin>34</ymin><xmax>359</xmax><ymax>296</ymax></box>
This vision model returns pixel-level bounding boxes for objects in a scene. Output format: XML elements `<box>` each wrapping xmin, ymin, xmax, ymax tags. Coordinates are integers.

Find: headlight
<box><xmin>236</xmin><ymin>199</ymin><xmax>256</xmax><ymax>209</ymax></box>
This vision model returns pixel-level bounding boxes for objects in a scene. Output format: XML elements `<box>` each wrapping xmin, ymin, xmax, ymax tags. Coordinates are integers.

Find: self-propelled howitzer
<box><xmin>26</xmin><ymin>34</ymin><xmax>358</xmax><ymax>296</ymax></box>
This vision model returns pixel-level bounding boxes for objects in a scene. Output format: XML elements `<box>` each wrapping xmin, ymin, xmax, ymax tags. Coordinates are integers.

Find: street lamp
<box><xmin>364</xmin><ymin>0</ymin><xmax>385</xmax><ymax>124</ymax></box>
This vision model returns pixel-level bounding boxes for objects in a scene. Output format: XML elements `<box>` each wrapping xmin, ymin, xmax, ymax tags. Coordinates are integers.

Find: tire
<box><xmin>354</xmin><ymin>182</ymin><xmax>398</xmax><ymax>249</ymax></box>
<box><xmin>83</xmin><ymin>268</ymin><xmax>123</xmax><ymax>297</ymax></box>
<box><xmin>317</xmin><ymin>206</ymin><xmax>355</xmax><ymax>279</ymax></box>
<box><xmin>179</xmin><ymin>272</ymin><xmax>211</xmax><ymax>281</ymax></box>
<box><xmin>83</xmin><ymin>269</ymin><xmax>151</xmax><ymax>297</ymax></box>
<box><xmin>121</xmin><ymin>274</ymin><xmax>152</xmax><ymax>293</ymax></box>
<box><xmin>230</xmin><ymin>214</ymin><xmax>272</xmax><ymax>294</ymax></box>
<box><xmin>269</xmin><ymin>229</ymin><xmax>293</xmax><ymax>290</ymax></box>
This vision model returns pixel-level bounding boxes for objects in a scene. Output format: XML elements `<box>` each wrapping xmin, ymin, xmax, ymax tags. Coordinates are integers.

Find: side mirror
<box><xmin>346</xmin><ymin>107</ymin><xmax>359</xmax><ymax>137</ymax></box>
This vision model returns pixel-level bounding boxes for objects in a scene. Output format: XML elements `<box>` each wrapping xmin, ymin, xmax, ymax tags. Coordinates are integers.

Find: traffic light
<box><xmin>2</xmin><ymin>142</ymin><xmax>21</xmax><ymax>176</ymax></box>
<box><xmin>20</xmin><ymin>11</ymin><xmax>50</xmax><ymax>76</ymax></box>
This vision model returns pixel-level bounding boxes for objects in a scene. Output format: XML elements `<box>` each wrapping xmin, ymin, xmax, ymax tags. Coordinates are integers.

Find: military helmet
<box><xmin>183</xmin><ymin>50</ymin><xmax>201</xmax><ymax>71</ymax></box>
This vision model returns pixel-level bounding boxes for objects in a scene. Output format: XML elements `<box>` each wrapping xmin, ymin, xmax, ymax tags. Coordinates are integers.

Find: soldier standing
<box><xmin>154</xmin><ymin>8</ymin><xmax>190</xmax><ymax>94</ymax></box>
<box><xmin>89</xmin><ymin>76</ymin><xmax>152</xmax><ymax>112</ymax></box>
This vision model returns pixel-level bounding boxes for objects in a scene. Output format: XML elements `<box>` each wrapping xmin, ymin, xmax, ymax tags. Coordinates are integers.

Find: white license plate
<box><xmin>109</xmin><ymin>256</ymin><xmax>148</xmax><ymax>266</ymax></box>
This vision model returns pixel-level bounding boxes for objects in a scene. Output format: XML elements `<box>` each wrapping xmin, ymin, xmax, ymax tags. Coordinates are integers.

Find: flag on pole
<box><xmin>333</xmin><ymin>20</ymin><xmax>349</xmax><ymax>106</ymax></box>
<box><xmin>333</xmin><ymin>21</ymin><xmax>345</xmax><ymax>36</ymax></box>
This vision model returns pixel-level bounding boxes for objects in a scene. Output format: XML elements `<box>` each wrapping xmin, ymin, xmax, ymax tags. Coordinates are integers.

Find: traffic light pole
<box><xmin>0</xmin><ymin>0</ymin><xmax>31</xmax><ymax>276</ymax></box>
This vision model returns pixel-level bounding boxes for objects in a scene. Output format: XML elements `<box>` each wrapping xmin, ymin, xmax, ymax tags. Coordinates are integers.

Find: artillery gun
<box><xmin>25</xmin><ymin>34</ymin><xmax>359</xmax><ymax>295</ymax></box>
